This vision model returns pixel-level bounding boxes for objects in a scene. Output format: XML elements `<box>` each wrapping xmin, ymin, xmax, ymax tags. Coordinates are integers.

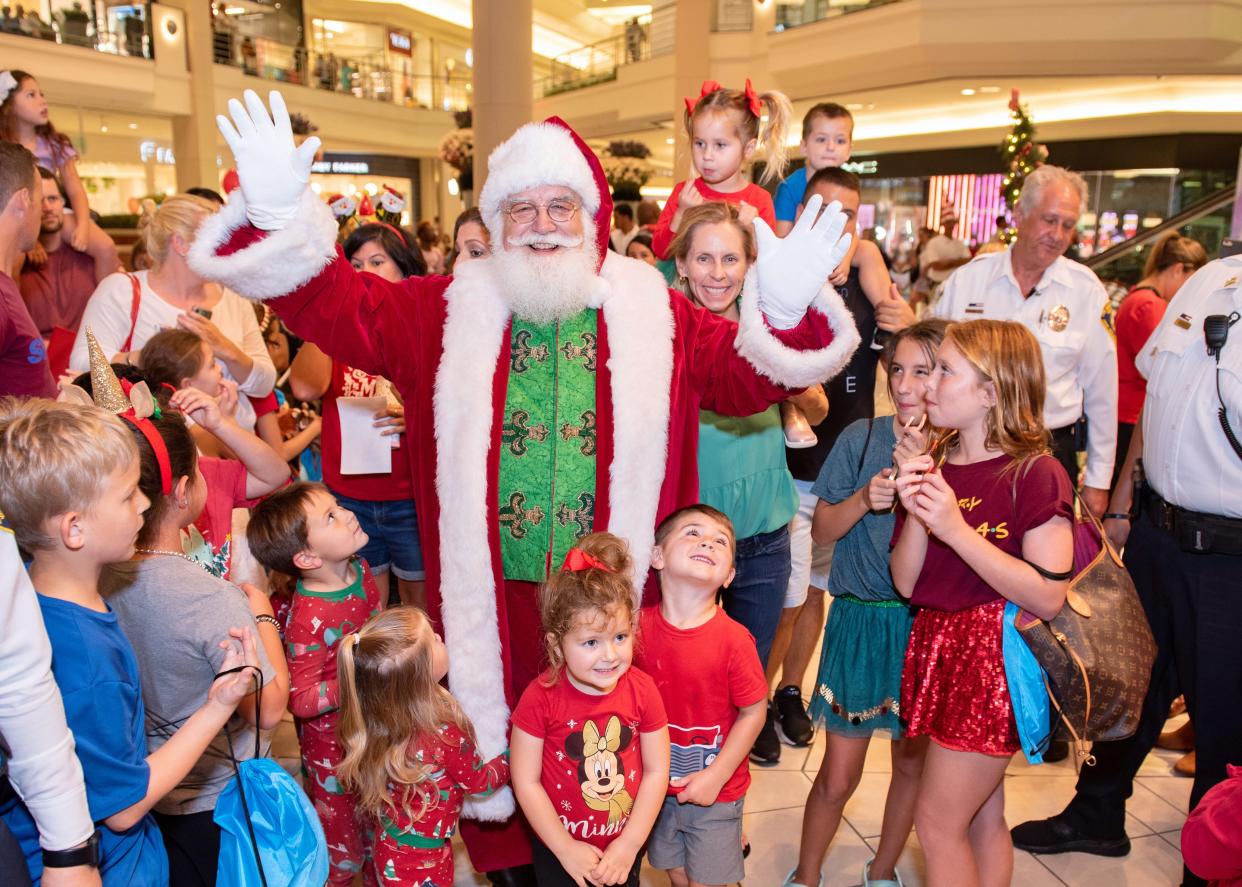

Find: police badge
<box><xmin>1048</xmin><ymin>304</ymin><xmax>1070</xmax><ymax>332</ymax></box>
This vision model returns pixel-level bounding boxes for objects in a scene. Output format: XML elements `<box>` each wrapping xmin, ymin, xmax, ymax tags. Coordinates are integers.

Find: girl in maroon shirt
<box><xmin>891</xmin><ymin>320</ymin><xmax>1074</xmax><ymax>887</ymax></box>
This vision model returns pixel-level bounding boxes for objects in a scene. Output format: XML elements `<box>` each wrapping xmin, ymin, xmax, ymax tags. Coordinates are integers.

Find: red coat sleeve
<box><xmin>651</xmin><ymin>182</ymin><xmax>687</xmax><ymax>260</ymax></box>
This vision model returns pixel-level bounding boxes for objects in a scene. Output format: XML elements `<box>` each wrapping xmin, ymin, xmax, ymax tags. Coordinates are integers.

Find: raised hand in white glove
<box><xmin>752</xmin><ymin>194</ymin><xmax>852</xmax><ymax>330</ymax></box>
<box><xmin>216</xmin><ymin>90</ymin><xmax>321</xmax><ymax>231</ymax></box>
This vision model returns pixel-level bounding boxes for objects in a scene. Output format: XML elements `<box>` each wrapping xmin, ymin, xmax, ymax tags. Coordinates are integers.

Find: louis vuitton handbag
<box><xmin>1014</xmin><ymin>493</ymin><xmax>1156</xmax><ymax>761</ymax></box>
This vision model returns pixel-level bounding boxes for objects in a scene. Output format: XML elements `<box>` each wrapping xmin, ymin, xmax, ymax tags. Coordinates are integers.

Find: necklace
<box><xmin>135</xmin><ymin>547</ymin><xmax>203</xmax><ymax>569</ymax></box>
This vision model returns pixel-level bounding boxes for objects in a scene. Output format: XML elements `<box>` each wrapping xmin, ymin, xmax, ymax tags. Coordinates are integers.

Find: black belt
<box><xmin>1141</xmin><ymin>488</ymin><xmax>1242</xmax><ymax>555</ymax></box>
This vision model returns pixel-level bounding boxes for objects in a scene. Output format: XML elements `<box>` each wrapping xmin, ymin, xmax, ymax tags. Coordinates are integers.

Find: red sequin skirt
<box><xmin>900</xmin><ymin>598</ymin><xmax>1020</xmax><ymax>757</ymax></box>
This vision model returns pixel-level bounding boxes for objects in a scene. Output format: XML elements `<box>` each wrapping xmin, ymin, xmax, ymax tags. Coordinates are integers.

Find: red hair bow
<box><xmin>684</xmin><ymin>79</ymin><xmax>722</xmax><ymax>116</ymax></box>
<box><xmin>562</xmin><ymin>548</ymin><xmax>614</xmax><ymax>573</ymax></box>
<box><xmin>742</xmin><ymin>78</ymin><xmax>761</xmax><ymax>117</ymax></box>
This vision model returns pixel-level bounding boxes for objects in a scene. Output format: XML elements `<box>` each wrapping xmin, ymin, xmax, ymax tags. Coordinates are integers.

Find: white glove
<box><xmin>216</xmin><ymin>90</ymin><xmax>321</xmax><ymax>231</ymax></box>
<box><xmin>752</xmin><ymin>194</ymin><xmax>852</xmax><ymax>330</ymax></box>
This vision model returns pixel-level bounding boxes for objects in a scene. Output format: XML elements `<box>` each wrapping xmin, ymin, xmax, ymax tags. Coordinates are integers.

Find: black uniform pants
<box><xmin>1064</xmin><ymin>516</ymin><xmax>1242</xmax><ymax>886</ymax></box>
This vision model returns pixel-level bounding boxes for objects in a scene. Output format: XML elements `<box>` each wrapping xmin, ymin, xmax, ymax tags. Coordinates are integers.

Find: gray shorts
<box><xmin>646</xmin><ymin>795</ymin><xmax>745</xmax><ymax>885</ymax></box>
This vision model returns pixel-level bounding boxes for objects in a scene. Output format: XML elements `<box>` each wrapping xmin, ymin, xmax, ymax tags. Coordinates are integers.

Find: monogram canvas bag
<box><xmin>1014</xmin><ymin>492</ymin><xmax>1156</xmax><ymax>759</ymax></box>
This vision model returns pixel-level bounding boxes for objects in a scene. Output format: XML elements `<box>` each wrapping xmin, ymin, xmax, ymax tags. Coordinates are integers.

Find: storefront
<box><xmin>838</xmin><ymin>133</ymin><xmax>1242</xmax><ymax>265</ymax></box>
<box><xmin>308</xmin><ymin>152</ymin><xmax>423</xmax><ymax>227</ymax></box>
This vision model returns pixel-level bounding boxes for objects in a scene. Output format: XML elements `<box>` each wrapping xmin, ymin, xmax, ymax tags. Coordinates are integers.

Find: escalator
<box><xmin>1085</xmin><ymin>183</ymin><xmax>1236</xmax><ymax>288</ymax></box>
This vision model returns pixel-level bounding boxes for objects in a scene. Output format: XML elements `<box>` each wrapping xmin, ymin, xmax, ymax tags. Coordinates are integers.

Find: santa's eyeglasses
<box><xmin>503</xmin><ymin>199</ymin><xmax>580</xmax><ymax>224</ymax></box>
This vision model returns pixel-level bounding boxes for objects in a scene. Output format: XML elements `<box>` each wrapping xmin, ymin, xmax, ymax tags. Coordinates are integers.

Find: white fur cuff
<box><xmin>736</xmin><ymin>267</ymin><xmax>862</xmax><ymax>389</ymax></box>
<box><xmin>462</xmin><ymin>786</ymin><xmax>516</xmax><ymax>822</ymax></box>
<box><xmin>187</xmin><ymin>190</ymin><xmax>339</xmax><ymax>302</ymax></box>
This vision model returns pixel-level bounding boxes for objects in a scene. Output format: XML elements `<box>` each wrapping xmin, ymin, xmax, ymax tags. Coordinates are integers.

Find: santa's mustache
<box><xmin>505</xmin><ymin>231</ymin><xmax>585</xmax><ymax>249</ymax></box>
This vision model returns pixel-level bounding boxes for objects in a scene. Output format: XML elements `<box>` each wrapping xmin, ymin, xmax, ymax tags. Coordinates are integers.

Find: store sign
<box><xmin>139</xmin><ymin>140</ymin><xmax>176</xmax><ymax>165</ymax></box>
<box><xmin>312</xmin><ymin>160</ymin><xmax>371</xmax><ymax>174</ymax></box>
<box><xmin>387</xmin><ymin>28</ymin><xmax>412</xmax><ymax>56</ymax></box>
<box><xmin>842</xmin><ymin>159</ymin><xmax>879</xmax><ymax>176</ymax></box>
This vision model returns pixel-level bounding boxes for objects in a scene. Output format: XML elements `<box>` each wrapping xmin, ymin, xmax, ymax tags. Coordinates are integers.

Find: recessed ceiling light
<box><xmin>979</xmin><ymin>86</ymin><xmax>1000</xmax><ymax>93</ymax></box>
<box><xmin>100</xmin><ymin>124</ymin><xmax>108</xmax><ymax>133</ymax></box>
<box><xmin>960</xmin><ymin>88</ymin><xmax>977</xmax><ymax>96</ymax></box>
<box><xmin>665</xmin><ymin>137</ymin><xmax>674</xmax><ymax>144</ymax></box>
<box><xmin>128</xmin><ymin>122</ymin><xmax>138</xmax><ymax>129</ymax></box>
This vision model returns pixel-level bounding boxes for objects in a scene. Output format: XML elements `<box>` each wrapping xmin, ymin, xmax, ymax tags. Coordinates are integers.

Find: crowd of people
<box><xmin>0</xmin><ymin>66</ymin><xmax>1240</xmax><ymax>887</ymax></box>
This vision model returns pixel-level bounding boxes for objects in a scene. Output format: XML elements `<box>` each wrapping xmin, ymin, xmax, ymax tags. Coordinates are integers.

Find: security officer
<box><xmin>933</xmin><ymin>165</ymin><xmax>1118</xmax><ymax>516</ymax></box>
<box><xmin>1012</xmin><ymin>251</ymin><xmax>1242</xmax><ymax>887</ymax></box>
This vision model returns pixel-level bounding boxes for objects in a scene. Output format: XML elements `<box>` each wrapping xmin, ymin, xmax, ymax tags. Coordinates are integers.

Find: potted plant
<box><xmin>600</xmin><ymin>139</ymin><xmax>653</xmax><ymax>202</ymax></box>
<box><xmin>438</xmin><ymin>108</ymin><xmax>474</xmax><ymax>194</ymax></box>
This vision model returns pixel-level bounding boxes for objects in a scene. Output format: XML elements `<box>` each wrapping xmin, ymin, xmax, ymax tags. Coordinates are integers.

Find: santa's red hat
<box><xmin>478</xmin><ymin>116</ymin><xmax>613</xmax><ymax>267</ymax></box>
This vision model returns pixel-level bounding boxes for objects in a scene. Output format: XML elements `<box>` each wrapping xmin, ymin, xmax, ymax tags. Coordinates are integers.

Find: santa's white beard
<box><xmin>492</xmin><ymin>228</ymin><xmax>600</xmax><ymax>325</ymax></box>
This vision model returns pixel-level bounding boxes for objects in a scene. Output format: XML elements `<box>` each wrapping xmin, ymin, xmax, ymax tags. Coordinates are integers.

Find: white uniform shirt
<box><xmin>1136</xmin><ymin>254</ymin><xmax>1242</xmax><ymax>517</ymax></box>
<box><xmin>933</xmin><ymin>248</ymin><xmax>1119</xmax><ymax>488</ymax></box>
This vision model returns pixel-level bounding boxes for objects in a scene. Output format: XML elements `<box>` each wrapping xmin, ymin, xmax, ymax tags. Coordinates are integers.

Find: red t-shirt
<box><xmin>651</xmin><ymin>179</ymin><xmax>776</xmax><ymax>260</ymax></box>
<box><xmin>1115</xmin><ymin>286</ymin><xmax>1166</xmax><ymax>425</ymax></box>
<box><xmin>511</xmin><ymin>667</ymin><xmax>667</xmax><ymax>850</ymax></box>
<box><xmin>633</xmin><ymin>606</ymin><xmax>766</xmax><ymax>803</ymax></box>
<box><xmin>19</xmin><ymin>245</ymin><xmax>96</xmax><ymax>340</ymax></box>
<box><xmin>0</xmin><ymin>272</ymin><xmax>56</xmax><ymax>399</ymax></box>
<box><xmin>182</xmin><ymin>456</ymin><xmax>259</xmax><ymax>580</ymax></box>
<box><xmin>894</xmin><ymin>454</ymin><xmax>1073</xmax><ymax>611</ymax></box>
<box><xmin>320</xmin><ymin>359</ymin><xmax>414</xmax><ymax>501</ymax></box>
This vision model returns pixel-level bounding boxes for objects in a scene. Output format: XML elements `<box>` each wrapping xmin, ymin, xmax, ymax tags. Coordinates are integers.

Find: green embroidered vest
<box><xmin>497</xmin><ymin>309</ymin><xmax>599</xmax><ymax>581</ymax></box>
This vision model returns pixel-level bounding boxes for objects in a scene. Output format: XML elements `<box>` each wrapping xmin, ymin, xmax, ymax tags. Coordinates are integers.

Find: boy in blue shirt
<box><xmin>0</xmin><ymin>399</ymin><xmax>259</xmax><ymax>886</ymax></box>
<box><xmin>773</xmin><ymin>102</ymin><xmax>854</xmax><ymax>237</ymax></box>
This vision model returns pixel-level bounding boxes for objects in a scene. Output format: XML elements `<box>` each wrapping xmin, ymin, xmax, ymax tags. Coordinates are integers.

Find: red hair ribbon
<box><xmin>118</xmin><ymin>414</ymin><xmax>172</xmax><ymax>497</ymax></box>
<box><xmin>742</xmin><ymin>78</ymin><xmax>761</xmax><ymax>117</ymax></box>
<box><xmin>378</xmin><ymin>222</ymin><xmax>406</xmax><ymax>242</ymax></box>
<box><xmin>561</xmin><ymin>548</ymin><xmax>614</xmax><ymax>573</ymax></box>
<box><xmin>684</xmin><ymin>79</ymin><xmax>723</xmax><ymax>116</ymax></box>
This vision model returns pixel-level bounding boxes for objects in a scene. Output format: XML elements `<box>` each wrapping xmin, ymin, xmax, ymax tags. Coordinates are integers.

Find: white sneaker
<box><xmin>863</xmin><ymin>858</ymin><xmax>905</xmax><ymax>887</ymax></box>
<box><xmin>780</xmin><ymin>869</ymin><xmax>822</xmax><ymax>887</ymax></box>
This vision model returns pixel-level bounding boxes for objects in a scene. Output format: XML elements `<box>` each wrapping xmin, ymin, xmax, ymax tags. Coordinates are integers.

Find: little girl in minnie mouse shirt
<box><xmin>511</xmin><ymin>533</ymin><xmax>670</xmax><ymax>887</ymax></box>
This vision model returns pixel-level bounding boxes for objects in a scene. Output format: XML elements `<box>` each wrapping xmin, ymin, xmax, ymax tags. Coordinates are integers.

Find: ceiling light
<box><xmin>845</xmin><ymin>103</ymin><xmax>864</xmax><ymax>111</ymax></box>
<box><xmin>99</xmin><ymin>124</ymin><xmax>108</xmax><ymax>133</ymax></box>
<box><xmin>128</xmin><ymin>122</ymin><xmax>138</xmax><ymax>129</ymax></box>
<box><xmin>960</xmin><ymin>88</ymin><xmax>976</xmax><ymax>96</ymax></box>
<box><xmin>665</xmin><ymin>137</ymin><xmax>674</xmax><ymax>144</ymax></box>
<box><xmin>979</xmin><ymin>86</ymin><xmax>1000</xmax><ymax>94</ymax></box>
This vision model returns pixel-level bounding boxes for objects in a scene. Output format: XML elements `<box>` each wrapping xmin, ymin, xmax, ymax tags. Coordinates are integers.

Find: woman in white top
<box><xmin>70</xmin><ymin>195</ymin><xmax>275</xmax><ymax>398</ymax></box>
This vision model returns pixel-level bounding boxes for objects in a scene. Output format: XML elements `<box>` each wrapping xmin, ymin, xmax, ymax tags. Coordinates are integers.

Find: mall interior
<box><xmin>3</xmin><ymin>1</ymin><xmax>1242</xmax><ymax>886</ymax></box>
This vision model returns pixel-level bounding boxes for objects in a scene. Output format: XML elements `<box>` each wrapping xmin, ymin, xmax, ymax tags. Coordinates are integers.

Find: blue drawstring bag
<box><xmin>1002</xmin><ymin>601</ymin><xmax>1052</xmax><ymax>765</ymax></box>
<box><xmin>212</xmin><ymin>667</ymin><xmax>329</xmax><ymax>887</ymax></box>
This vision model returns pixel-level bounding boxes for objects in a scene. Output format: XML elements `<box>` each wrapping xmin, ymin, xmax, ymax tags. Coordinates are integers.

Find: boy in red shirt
<box><xmin>635</xmin><ymin>505</ymin><xmax>768</xmax><ymax>887</ymax></box>
<box><xmin>247</xmin><ymin>482</ymin><xmax>383</xmax><ymax>885</ymax></box>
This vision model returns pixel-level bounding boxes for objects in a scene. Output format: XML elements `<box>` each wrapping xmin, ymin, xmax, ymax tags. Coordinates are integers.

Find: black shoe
<box><xmin>1011</xmin><ymin>813</ymin><xmax>1130</xmax><ymax>857</ymax></box>
<box><xmin>750</xmin><ymin>703</ymin><xmax>781</xmax><ymax>765</ymax></box>
<box><xmin>486</xmin><ymin>864</ymin><xmax>537</xmax><ymax>887</ymax></box>
<box><xmin>773</xmin><ymin>684</ymin><xmax>814</xmax><ymax>747</ymax></box>
<box><xmin>1042</xmin><ymin>739</ymin><xmax>1070</xmax><ymax>763</ymax></box>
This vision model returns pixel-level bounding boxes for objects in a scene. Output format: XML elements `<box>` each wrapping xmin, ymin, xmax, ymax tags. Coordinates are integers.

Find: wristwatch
<box><xmin>42</xmin><ymin>829</ymin><xmax>101</xmax><ymax>869</ymax></box>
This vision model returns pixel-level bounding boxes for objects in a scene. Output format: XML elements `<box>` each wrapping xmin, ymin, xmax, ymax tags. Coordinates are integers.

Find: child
<box><xmin>890</xmin><ymin>320</ymin><xmax>1075</xmax><ymax>886</ymax></box>
<box><xmin>0</xmin><ymin>397</ymin><xmax>261</xmax><ymax>886</ymax></box>
<box><xmin>785</xmin><ymin>320</ymin><xmax>948</xmax><ymax>887</ymax></box>
<box><xmin>511</xmin><ymin>533</ymin><xmax>670</xmax><ymax>887</ymax></box>
<box><xmin>634</xmin><ymin>505</ymin><xmax>768</xmax><ymax>887</ymax></box>
<box><xmin>84</xmin><ymin>363</ymin><xmax>289</xmax><ymax>886</ymax></box>
<box><xmin>773</xmin><ymin>103</ymin><xmax>853</xmax><ymax>238</ymax></box>
<box><xmin>650</xmin><ymin>79</ymin><xmax>791</xmax><ymax>260</ymax></box>
<box><xmin>246</xmin><ymin>481</ymin><xmax>383</xmax><ymax>886</ymax></box>
<box><xmin>336</xmin><ymin>607</ymin><xmax>511</xmax><ymax>886</ymax></box>
<box><xmin>0</xmin><ymin>70</ymin><xmax>119</xmax><ymax>281</ymax></box>
<box><xmin>779</xmin><ymin>164</ymin><xmax>910</xmax><ymax>447</ymax></box>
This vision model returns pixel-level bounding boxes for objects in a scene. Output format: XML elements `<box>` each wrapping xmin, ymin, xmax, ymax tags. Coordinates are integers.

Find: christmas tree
<box><xmin>999</xmin><ymin>89</ymin><xmax>1049</xmax><ymax>242</ymax></box>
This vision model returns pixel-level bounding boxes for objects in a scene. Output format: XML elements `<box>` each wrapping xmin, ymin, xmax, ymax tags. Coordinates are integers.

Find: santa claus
<box><xmin>190</xmin><ymin>90</ymin><xmax>860</xmax><ymax>884</ymax></box>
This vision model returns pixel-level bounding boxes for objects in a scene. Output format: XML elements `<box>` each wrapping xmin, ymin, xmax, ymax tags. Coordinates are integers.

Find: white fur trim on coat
<box><xmin>433</xmin><ymin>257</ymin><xmax>517</xmax><ymax>821</ymax></box>
<box><xmin>478</xmin><ymin>122</ymin><xmax>602</xmax><ymax>245</ymax></box>
<box><xmin>186</xmin><ymin>190</ymin><xmax>338</xmax><ymax>302</ymax></box>
<box><xmin>735</xmin><ymin>266</ymin><xmax>861</xmax><ymax>389</ymax></box>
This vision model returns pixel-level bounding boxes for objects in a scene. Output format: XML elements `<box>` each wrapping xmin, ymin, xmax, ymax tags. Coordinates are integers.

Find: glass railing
<box><xmin>1086</xmin><ymin>183</ymin><xmax>1236</xmax><ymax>300</ymax></box>
<box><xmin>213</xmin><ymin>33</ymin><xmax>471</xmax><ymax>112</ymax></box>
<box><xmin>534</xmin><ymin>27</ymin><xmax>651</xmax><ymax>98</ymax></box>
<box><xmin>774</xmin><ymin>0</ymin><xmax>906</xmax><ymax>31</ymax></box>
<box><xmin>1</xmin><ymin>6</ymin><xmax>151</xmax><ymax>58</ymax></box>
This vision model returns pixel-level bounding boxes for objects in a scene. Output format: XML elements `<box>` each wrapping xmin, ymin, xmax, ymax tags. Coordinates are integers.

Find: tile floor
<box><xmin>274</xmin><ymin>676</ymin><xmax>1193</xmax><ymax>887</ymax></box>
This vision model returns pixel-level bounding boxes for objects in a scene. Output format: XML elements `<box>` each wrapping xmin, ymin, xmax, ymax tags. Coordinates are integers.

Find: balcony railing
<box><xmin>774</xmin><ymin>0</ymin><xmax>906</xmax><ymax>31</ymax></box>
<box><xmin>0</xmin><ymin>6</ymin><xmax>151</xmax><ymax>58</ymax></box>
<box><xmin>213</xmin><ymin>32</ymin><xmax>471</xmax><ymax>112</ymax></box>
<box><xmin>534</xmin><ymin>24</ymin><xmax>652</xmax><ymax>99</ymax></box>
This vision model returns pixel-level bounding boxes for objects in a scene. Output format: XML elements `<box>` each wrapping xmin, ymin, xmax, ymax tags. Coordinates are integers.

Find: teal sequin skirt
<box><xmin>809</xmin><ymin>595</ymin><xmax>915</xmax><ymax>738</ymax></box>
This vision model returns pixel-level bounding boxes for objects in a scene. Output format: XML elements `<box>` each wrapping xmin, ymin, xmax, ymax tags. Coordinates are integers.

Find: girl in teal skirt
<box><xmin>782</xmin><ymin>320</ymin><xmax>948</xmax><ymax>887</ymax></box>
